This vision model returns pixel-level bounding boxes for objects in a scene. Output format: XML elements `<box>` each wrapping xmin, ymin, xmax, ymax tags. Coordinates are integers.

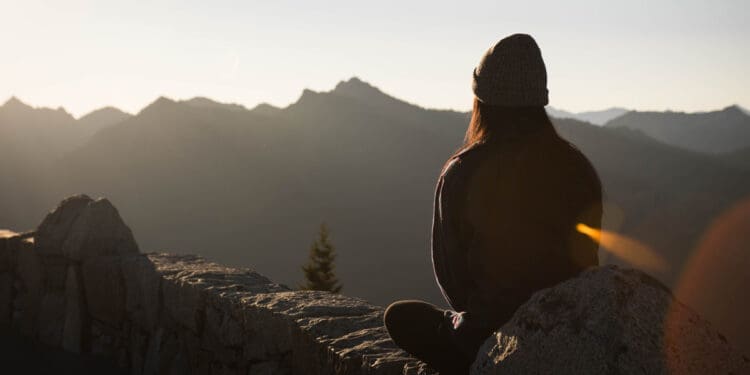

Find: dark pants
<box><xmin>383</xmin><ymin>300</ymin><xmax>493</xmax><ymax>375</ymax></box>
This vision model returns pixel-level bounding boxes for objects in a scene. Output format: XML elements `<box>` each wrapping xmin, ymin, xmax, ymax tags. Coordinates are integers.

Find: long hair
<box><xmin>445</xmin><ymin>98</ymin><xmax>558</xmax><ymax>170</ymax></box>
<box><xmin>467</xmin><ymin>98</ymin><xmax>555</xmax><ymax>147</ymax></box>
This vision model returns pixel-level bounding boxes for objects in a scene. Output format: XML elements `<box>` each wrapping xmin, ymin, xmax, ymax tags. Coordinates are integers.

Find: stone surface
<box><xmin>37</xmin><ymin>292</ymin><xmax>66</xmax><ymax>346</ymax></box>
<box><xmin>0</xmin><ymin>272</ymin><xmax>12</xmax><ymax>328</ymax></box>
<box><xmin>143</xmin><ymin>328</ymin><xmax>165</xmax><ymax>375</ymax></box>
<box><xmin>151</xmin><ymin>253</ymin><xmax>287</xmax><ymax>333</ymax></box>
<box><xmin>1</xmin><ymin>196</ymin><xmax>436</xmax><ymax>374</ymax></box>
<box><xmin>472</xmin><ymin>265</ymin><xmax>750</xmax><ymax>375</ymax></box>
<box><xmin>121</xmin><ymin>254</ymin><xmax>161</xmax><ymax>330</ymax></box>
<box><xmin>82</xmin><ymin>255</ymin><xmax>127</xmax><ymax>325</ymax></box>
<box><xmin>40</xmin><ymin>255</ymin><xmax>68</xmax><ymax>292</ymax></box>
<box><xmin>62</xmin><ymin>265</ymin><xmax>85</xmax><ymax>353</ymax></box>
<box><xmin>36</xmin><ymin>195</ymin><xmax>139</xmax><ymax>261</ymax></box>
<box><xmin>0</xmin><ymin>236</ymin><xmax>10</xmax><ymax>272</ymax></box>
<box><xmin>17</xmin><ymin>196</ymin><xmax>750</xmax><ymax>375</ymax></box>
<box><xmin>240</xmin><ymin>290</ymin><xmax>426</xmax><ymax>375</ymax></box>
<box><xmin>13</xmin><ymin>239</ymin><xmax>42</xmax><ymax>335</ymax></box>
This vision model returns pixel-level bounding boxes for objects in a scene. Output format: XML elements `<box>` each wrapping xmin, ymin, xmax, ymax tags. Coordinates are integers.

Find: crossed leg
<box><xmin>383</xmin><ymin>300</ymin><xmax>473</xmax><ymax>375</ymax></box>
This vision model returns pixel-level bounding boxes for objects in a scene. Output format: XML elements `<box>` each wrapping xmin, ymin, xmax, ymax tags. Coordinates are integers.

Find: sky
<box><xmin>1</xmin><ymin>0</ymin><xmax>748</xmax><ymax>118</ymax></box>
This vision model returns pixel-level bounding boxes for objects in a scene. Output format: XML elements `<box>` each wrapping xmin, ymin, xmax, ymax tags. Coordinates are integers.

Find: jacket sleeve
<box><xmin>431</xmin><ymin>158</ymin><xmax>473</xmax><ymax>312</ymax></box>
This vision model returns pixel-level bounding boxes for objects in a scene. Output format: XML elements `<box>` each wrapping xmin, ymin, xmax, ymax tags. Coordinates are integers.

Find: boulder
<box><xmin>0</xmin><ymin>237</ymin><xmax>13</xmax><ymax>328</ymax></box>
<box><xmin>13</xmin><ymin>240</ymin><xmax>43</xmax><ymax>334</ymax></box>
<box><xmin>471</xmin><ymin>265</ymin><xmax>750</xmax><ymax>375</ymax></box>
<box><xmin>37</xmin><ymin>292</ymin><xmax>66</xmax><ymax>346</ymax></box>
<box><xmin>62</xmin><ymin>265</ymin><xmax>86</xmax><ymax>353</ymax></box>
<box><xmin>0</xmin><ymin>236</ymin><xmax>10</xmax><ymax>272</ymax></box>
<box><xmin>0</xmin><ymin>272</ymin><xmax>11</xmax><ymax>328</ymax></box>
<box><xmin>36</xmin><ymin>195</ymin><xmax>139</xmax><ymax>261</ymax></box>
<box><xmin>40</xmin><ymin>255</ymin><xmax>68</xmax><ymax>292</ymax></box>
<box><xmin>122</xmin><ymin>254</ymin><xmax>161</xmax><ymax>329</ymax></box>
<box><xmin>82</xmin><ymin>255</ymin><xmax>127</xmax><ymax>325</ymax></box>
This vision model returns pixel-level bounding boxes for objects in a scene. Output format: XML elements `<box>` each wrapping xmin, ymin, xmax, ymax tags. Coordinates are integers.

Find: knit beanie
<box><xmin>472</xmin><ymin>34</ymin><xmax>549</xmax><ymax>107</ymax></box>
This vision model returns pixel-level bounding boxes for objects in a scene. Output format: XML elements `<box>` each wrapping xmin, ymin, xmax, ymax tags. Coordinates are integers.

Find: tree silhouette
<box><xmin>300</xmin><ymin>222</ymin><xmax>342</xmax><ymax>293</ymax></box>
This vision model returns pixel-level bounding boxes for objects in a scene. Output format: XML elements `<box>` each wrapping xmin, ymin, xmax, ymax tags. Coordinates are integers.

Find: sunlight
<box><xmin>0</xmin><ymin>229</ymin><xmax>19</xmax><ymax>238</ymax></box>
<box><xmin>576</xmin><ymin>223</ymin><xmax>669</xmax><ymax>273</ymax></box>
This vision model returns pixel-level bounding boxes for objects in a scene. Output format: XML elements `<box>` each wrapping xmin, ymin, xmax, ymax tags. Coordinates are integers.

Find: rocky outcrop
<box><xmin>0</xmin><ymin>195</ymin><xmax>428</xmax><ymax>374</ymax></box>
<box><xmin>3</xmin><ymin>195</ymin><xmax>749</xmax><ymax>374</ymax></box>
<box><xmin>472</xmin><ymin>266</ymin><xmax>750</xmax><ymax>374</ymax></box>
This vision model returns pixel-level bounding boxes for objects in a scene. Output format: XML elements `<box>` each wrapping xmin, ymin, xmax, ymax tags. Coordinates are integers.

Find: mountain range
<box><xmin>605</xmin><ymin>106</ymin><xmax>750</xmax><ymax>154</ymax></box>
<box><xmin>2</xmin><ymin>77</ymin><xmax>749</xmax><ymax>353</ymax></box>
<box><xmin>546</xmin><ymin>106</ymin><xmax>628</xmax><ymax>125</ymax></box>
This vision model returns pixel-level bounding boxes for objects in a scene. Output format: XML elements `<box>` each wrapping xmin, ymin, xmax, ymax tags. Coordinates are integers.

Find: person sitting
<box><xmin>383</xmin><ymin>33</ymin><xmax>603</xmax><ymax>374</ymax></box>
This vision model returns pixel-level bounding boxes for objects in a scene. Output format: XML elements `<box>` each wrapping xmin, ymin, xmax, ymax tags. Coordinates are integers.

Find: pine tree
<box><xmin>300</xmin><ymin>222</ymin><xmax>342</xmax><ymax>293</ymax></box>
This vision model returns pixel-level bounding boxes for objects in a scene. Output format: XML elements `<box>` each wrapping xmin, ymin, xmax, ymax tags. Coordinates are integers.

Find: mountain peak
<box><xmin>328</xmin><ymin>76</ymin><xmax>427</xmax><ymax>112</ymax></box>
<box><xmin>185</xmin><ymin>96</ymin><xmax>219</xmax><ymax>106</ymax></box>
<box><xmin>723</xmin><ymin>105</ymin><xmax>748</xmax><ymax>116</ymax></box>
<box><xmin>78</xmin><ymin>106</ymin><xmax>131</xmax><ymax>126</ymax></box>
<box><xmin>154</xmin><ymin>96</ymin><xmax>176</xmax><ymax>105</ymax></box>
<box><xmin>2</xmin><ymin>96</ymin><xmax>32</xmax><ymax>111</ymax></box>
<box><xmin>332</xmin><ymin>77</ymin><xmax>383</xmax><ymax>98</ymax></box>
<box><xmin>139</xmin><ymin>96</ymin><xmax>176</xmax><ymax>113</ymax></box>
<box><xmin>250</xmin><ymin>103</ymin><xmax>281</xmax><ymax>116</ymax></box>
<box><xmin>0</xmin><ymin>96</ymin><xmax>74</xmax><ymax>122</ymax></box>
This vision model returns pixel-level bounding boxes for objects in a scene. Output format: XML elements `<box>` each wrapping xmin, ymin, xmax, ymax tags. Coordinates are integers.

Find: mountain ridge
<box><xmin>2</xmin><ymin>78</ymin><xmax>749</xmax><ymax>355</ymax></box>
<box><xmin>605</xmin><ymin>105</ymin><xmax>750</xmax><ymax>154</ymax></box>
<box><xmin>547</xmin><ymin>106</ymin><xmax>629</xmax><ymax>125</ymax></box>
<box><xmin>5</xmin><ymin>88</ymin><xmax>744</xmax><ymax>125</ymax></box>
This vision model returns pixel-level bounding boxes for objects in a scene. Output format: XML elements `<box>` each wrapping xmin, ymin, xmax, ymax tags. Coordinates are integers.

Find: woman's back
<box><xmin>455</xmin><ymin>126</ymin><xmax>602</xmax><ymax>324</ymax></box>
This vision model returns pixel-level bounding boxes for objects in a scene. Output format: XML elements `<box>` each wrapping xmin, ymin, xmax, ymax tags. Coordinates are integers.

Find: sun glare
<box><xmin>577</xmin><ymin>223</ymin><xmax>668</xmax><ymax>273</ymax></box>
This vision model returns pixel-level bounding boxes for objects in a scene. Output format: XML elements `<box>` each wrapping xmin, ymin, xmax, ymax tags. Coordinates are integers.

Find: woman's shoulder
<box><xmin>440</xmin><ymin>142</ymin><xmax>492</xmax><ymax>180</ymax></box>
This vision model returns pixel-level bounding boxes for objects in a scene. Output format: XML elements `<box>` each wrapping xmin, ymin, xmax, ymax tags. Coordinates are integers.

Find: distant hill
<box><xmin>0</xmin><ymin>98</ymin><xmax>131</xmax><ymax>160</ymax></box>
<box><xmin>604</xmin><ymin>106</ymin><xmax>750</xmax><ymax>154</ymax></box>
<box><xmin>0</xmin><ymin>97</ymin><xmax>130</xmax><ymax>229</ymax></box>
<box><xmin>723</xmin><ymin>146</ymin><xmax>750</xmax><ymax>170</ymax></box>
<box><xmin>76</xmin><ymin>107</ymin><xmax>131</xmax><ymax>143</ymax></box>
<box><xmin>0</xmin><ymin>97</ymin><xmax>77</xmax><ymax>159</ymax></box>
<box><xmin>1</xmin><ymin>80</ymin><xmax>748</xmax><ymax>354</ymax></box>
<box><xmin>547</xmin><ymin>106</ymin><xmax>628</xmax><ymax>125</ymax></box>
<box><xmin>184</xmin><ymin>97</ymin><xmax>248</xmax><ymax>112</ymax></box>
<box><xmin>545</xmin><ymin>107</ymin><xmax>576</xmax><ymax>120</ymax></box>
<box><xmin>250</xmin><ymin>103</ymin><xmax>281</xmax><ymax>117</ymax></box>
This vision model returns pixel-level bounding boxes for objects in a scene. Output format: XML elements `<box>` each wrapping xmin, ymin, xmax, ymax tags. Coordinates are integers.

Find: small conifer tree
<box><xmin>300</xmin><ymin>222</ymin><xmax>342</xmax><ymax>293</ymax></box>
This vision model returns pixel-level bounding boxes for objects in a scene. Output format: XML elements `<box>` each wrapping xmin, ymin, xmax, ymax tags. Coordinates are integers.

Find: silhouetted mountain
<box><xmin>0</xmin><ymin>96</ymin><xmax>77</xmax><ymax>158</ymax></box>
<box><xmin>723</xmin><ymin>146</ymin><xmax>750</xmax><ymax>170</ymax></box>
<box><xmin>250</xmin><ymin>103</ymin><xmax>281</xmax><ymax>116</ymax></box>
<box><xmin>576</xmin><ymin>107</ymin><xmax>628</xmax><ymax>125</ymax></box>
<box><xmin>0</xmin><ymin>98</ymin><xmax>131</xmax><ymax>159</ymax></box>
<box><xmin>546</xmin><ymin>107</ymin><xmax>576</xmax><ymax>120</ymax></box>
<box><xmin>76</xmin><ymin>107</ymin><xmax>131</xmax><ymax>141</ymax></box>
<box><xmin>739</xmin><ymin>105</ymin><xmax>750</xmax><ymax>116</ymax></box>
<box><xmin>184</xmin><ymin>96</ymin><xmax>248</xmax><ymax>112</ymax></box>
<box><xmin>604</xmin><ymin>106</ymin><xmax>750</xmax><ymax>154</ymax></box>
<box><xmin>1</xmin><ymin>81</ymin><xmax>748</xmax><ymax>353</ymax></box>
<box><xmin>0</xmin><ymin>97</ymin><xmax>130</xmax><ymax>230</ymax></box>
<box><xmin>547</xmin><ymin>106</ymin><xmax>628</xmax><ymax>125</ymax></box>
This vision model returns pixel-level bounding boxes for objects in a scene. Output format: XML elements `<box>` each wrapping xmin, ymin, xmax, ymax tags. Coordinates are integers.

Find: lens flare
<box><xmin>666</xmin><ymin>195</ymin><xmax>750</xmax><ymax>360</ymax></box>
<box><xmin>576</xmin><ymin>223</ymin><xmax>668</xmax><ymax>273</ymax></box>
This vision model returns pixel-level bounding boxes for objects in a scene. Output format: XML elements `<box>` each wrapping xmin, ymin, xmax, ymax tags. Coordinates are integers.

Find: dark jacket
<box><xmin>431</xmin><ymin>126</ymin><xmax>602</xmax><ymax>329</ymax></box>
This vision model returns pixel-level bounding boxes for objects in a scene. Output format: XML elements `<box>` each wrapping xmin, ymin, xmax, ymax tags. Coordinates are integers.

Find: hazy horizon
<box><xmin>2</xmin><ymin>76</ymin><xmax>748</xmax><ymax>121</ymax></box>
<box><xmin>2</xmin><ymin>0</ymin><xmax>748</xmax><ymax>118</ymax></box>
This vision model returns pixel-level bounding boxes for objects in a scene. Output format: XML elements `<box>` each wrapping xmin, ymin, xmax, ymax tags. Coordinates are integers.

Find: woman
<box><xmin>384</xmin><ymin>34</ymin><xmax>602</xmax><ymax>374</ymax></box>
